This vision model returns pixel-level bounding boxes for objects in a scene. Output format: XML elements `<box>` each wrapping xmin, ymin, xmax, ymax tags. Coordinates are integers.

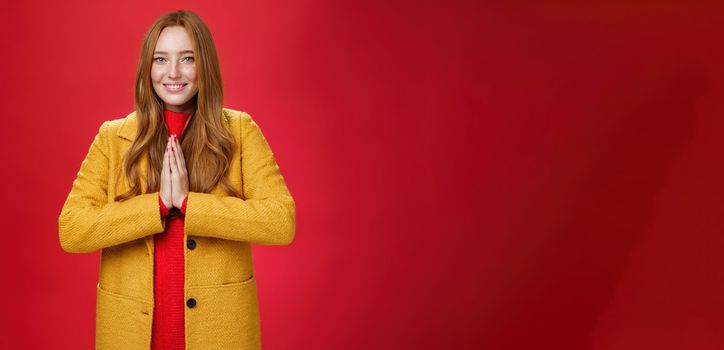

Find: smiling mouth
<box><xmin>163</xmin><ymin>83</ymin><xmax>188</xmax><ymax>92</ymax></box>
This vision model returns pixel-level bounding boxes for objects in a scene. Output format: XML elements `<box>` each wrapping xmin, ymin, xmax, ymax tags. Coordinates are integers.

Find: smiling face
<box><xmin>151</xmin><ymin>25</ymin><xmax>199</xmax><ymax>114</ymax></box>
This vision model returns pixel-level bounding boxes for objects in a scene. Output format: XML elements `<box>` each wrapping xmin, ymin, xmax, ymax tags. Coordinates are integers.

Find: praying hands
<box><xmin>159</xmin><ymin>134</ymin><xmax>189</xmax><ymax>210</ymax></box>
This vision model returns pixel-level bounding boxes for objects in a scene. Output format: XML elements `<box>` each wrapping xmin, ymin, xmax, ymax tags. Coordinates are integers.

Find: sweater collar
<box><xmin>163</xmin><ymin>108</ymin><xmax>192</xmax><ymax>120</ymax></box>
<box><xmin>163</xmin><ymin>109</ymin><xmax>192</xmax><ymax>140</ymax></box>
<box><xmin>118</xmin><ymin>109</ymin><xmax>230</xmax><ymax>142</ymax></box>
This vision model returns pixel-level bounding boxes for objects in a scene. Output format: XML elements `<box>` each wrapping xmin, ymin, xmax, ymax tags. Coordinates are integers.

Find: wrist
<box><xmin>180</xmin><ymin>194</ymin><xmax>189</xmax><ymax>214</ymax></box>
<box><xmin>159</xmin><ymin>193</ymin><xmax>171</xmax><ymax>217</ymax></box>
<box><xmin>174</xmin><ymin>193</ymin><xmax>188</xmax><ymax>208</ymax></box>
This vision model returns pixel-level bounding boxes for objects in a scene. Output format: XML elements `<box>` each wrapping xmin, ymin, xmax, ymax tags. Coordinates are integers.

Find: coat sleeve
<box><xmin>58</xmin><ymin>121</ymin><xmax>165</xmax><ymax>253</ymax></box>
<box><xmin>183</xmin><ymin>113</ymin><xmax>296</xmax><ymax>245</ymax></box>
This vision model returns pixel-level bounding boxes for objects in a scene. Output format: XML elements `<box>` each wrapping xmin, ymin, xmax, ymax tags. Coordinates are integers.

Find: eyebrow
<box><xmin>153</xmin><ymin>50</ymin><xmax>195</xmax><ymax>55</ymax></box>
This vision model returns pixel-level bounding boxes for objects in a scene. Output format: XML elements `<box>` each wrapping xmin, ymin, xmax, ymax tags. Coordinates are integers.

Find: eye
<box><xmin>153</xmin><ymin>57</ymin><xmax>166</xmax><ymax>63</ymax></box>
<box><xmin>182</xmin><ymin>56</ymin><xmax>195</xmax><ymax>63</ymax></box>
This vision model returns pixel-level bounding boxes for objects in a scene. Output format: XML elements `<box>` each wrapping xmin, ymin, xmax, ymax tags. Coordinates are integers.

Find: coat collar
<box><xmin>118</xmin><ymin>112</ymin><xmax>138</xmax><ymax>141</ymax></box>
<box><xmin>117</xmin><ymin>110</ymin><xmax>229</xmax><ymax>141</ymax></box>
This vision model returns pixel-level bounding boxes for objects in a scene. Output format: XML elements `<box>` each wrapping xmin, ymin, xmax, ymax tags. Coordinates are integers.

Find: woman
<box><xmin>58</xmin><ymin>10</ymin><xmax>295</xmax><ymax>349</ymax></box>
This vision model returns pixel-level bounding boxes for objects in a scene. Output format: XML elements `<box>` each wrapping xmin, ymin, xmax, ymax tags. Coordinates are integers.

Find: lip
<box><xmin>163</xmin><ymin>83</ymin><xmax>188</xmax><ymax>93</ymax></box>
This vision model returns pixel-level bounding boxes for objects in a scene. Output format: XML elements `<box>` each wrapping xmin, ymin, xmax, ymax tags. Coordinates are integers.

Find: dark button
<box><xmin>187</xmin><ymin>239</ymin><xmax>196</xmax><ymax>250</ymax></box>
<box><xmin>186</xmin><ymin>298</ymin><xmax>197</xmax><ymax>308</ymax></box>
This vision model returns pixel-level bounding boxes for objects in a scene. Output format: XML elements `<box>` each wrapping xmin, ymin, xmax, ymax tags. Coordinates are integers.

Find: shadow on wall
<box><xmin>482</xmin><ymin>63</ymin><xmax>711</xmax><ymax>350</ymax></box>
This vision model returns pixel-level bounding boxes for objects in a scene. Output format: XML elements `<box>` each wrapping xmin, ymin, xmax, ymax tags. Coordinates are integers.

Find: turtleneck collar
<box><xmin>163</xmin><ymin>109</ymin><xmax>192</xmax><ymax>140</ymax></box>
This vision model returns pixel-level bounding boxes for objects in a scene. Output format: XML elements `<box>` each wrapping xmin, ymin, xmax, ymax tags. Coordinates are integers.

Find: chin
<box><xmin>164</xmin><ymin>98</ymin><xmax>191</xmax><ymax>105</ymax></box>
<box><xmin>160</xmin><ymin>96</ymin><xmax>192</xmax><ymax>107</ymax></box>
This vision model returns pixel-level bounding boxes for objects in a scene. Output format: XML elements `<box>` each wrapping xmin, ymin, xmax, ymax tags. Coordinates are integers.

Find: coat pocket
<box><xmin>186</xmin><ymin>274</ymin><xmax>260</xmax><ymax>350</ymax></box>
<box><xmin>95</xmin><ymin>283</ymin><xmax>153</xmax><ymax>350</ymax></box>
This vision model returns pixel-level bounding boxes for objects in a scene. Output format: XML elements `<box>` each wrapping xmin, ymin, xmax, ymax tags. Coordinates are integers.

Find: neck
<box><xmin>164</xmin><ymin>109</ymin><xmax>192</xmax><ymax>116</ymax></box>
<box><xmin>165</xmin><ymin>107</ymin><xmax>193</xmax><ymax>114</ymax></box>
<box><xmin>164</xmin><ymin>101</ymin><xmax>195</xmax><ymax>114</ymax></box>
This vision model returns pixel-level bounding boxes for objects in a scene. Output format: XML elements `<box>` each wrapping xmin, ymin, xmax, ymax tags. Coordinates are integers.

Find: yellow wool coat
<box><xmin>58</xmin><ymin>108</ymin><xmax>295</xmax><ymax>349</ymax></box>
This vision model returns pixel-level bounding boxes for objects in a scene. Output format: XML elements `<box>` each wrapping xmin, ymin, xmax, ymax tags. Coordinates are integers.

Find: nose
<box><xmin>168</xmin><ymin>60</ymin><xmax>181</xmax><ymax>79</ymax></box>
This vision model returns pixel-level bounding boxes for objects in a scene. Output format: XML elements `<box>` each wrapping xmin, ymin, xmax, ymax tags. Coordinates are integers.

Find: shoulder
<box><xmin>222</xmin><ymin>107</ymin><xmax>275</xmax><ymax>152</ymax></box>
<box><xmin>222</xmin><ymin>107</ymin><xmax>254</xmax><ymax>125</ymax></box>
<box><xmin>222</xmin><ymin>107</ymin><xmax>264</xmax><ymax>135</ymax></box>
<box><xmin>93</xmin><ymin>111</ymin><xmax>136</xmax><ymax>140</ymax></box>
<box><xmin>106</xmin><ymin>113</ymin><xmax>132</xmax><ymax>129</ymax></box>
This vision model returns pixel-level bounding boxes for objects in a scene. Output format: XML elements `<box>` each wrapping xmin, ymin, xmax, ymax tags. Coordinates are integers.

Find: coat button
<box><xmin>186</xmin><ymin>298</ymin><xmax>197</xmax><ymax>308</ymax></box>
<box><xmin>187</xmin><ymin>239</ymin><xmax>196</xmax><ymax>250</ymax></box>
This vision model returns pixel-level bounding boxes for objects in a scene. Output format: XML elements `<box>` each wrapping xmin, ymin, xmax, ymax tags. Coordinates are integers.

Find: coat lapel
<box><xmin>114</xmin><ymin>112</ymin><xmax>155</xmax><ymax>255</ymax></box>
<box><xmin>118</xmin><ymin>111</ymin><xmax>138</xmax><ymax>142</ymax></box>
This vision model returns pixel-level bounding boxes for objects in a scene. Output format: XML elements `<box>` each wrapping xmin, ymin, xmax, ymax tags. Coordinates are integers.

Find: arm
<box><xmin>184</xmin><ymin>113</ymin><xmax>296</xmax><ymax>245</ymax></box>
<box><xmin>58</xmin><ymin>121</ymin><xmax>165</xmax><ymax>253</ymax></box>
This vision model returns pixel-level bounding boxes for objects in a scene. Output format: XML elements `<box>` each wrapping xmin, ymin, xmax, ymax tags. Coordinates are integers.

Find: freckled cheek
<box><xmin>151</xmin><ymin>67</ymin><xmax>166</xmax><ymax>84</ymax></box>
<box><xmin>182</xmin><ymin>67</ymin><xmax>197</xmax><ymax>84</ymax></box>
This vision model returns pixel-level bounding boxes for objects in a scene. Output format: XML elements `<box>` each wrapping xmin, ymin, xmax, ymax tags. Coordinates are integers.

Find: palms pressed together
<box><xmin>160</xmin><ymin>134</ymin><xmax>189</xmax><ymax>210</ymax></box>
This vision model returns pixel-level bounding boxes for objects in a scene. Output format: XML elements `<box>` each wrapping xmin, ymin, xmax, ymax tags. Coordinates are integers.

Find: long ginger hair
<box><xmin>115</xmin><ymin>10</ymin><xmax>241</xmax><ymax>202</ymax></box>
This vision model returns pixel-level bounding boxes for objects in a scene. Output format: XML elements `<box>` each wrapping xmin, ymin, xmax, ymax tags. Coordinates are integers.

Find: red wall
<box><xmin>2</xmin><ymin>1</ymin><xmax>724</xmax><ymax>349</ymax></box>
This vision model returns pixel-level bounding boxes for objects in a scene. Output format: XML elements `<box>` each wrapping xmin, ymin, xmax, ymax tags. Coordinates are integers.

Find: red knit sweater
<box><xmin>151</xmin><ymin>109</ymin><xmax>190</xmax><ymax>350</ymax></box>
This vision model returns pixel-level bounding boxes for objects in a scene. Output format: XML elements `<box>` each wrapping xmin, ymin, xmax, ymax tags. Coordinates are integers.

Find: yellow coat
<box><xmin>58</xmin><ymin>108</ymin><xmax>296</xmax><ymax>349</ymax></box>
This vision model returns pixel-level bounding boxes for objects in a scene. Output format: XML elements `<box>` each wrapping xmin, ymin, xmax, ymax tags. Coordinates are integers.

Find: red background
<box><xmin>2</xmin><ymin>1</ymin><xmax>724</xmax><ymax>349</ymax></box>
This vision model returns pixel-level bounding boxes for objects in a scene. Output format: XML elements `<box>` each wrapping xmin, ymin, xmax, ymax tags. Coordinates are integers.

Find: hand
<box><xmin>160</xmin><ymin>136</ymin><xmax>173</xmax><ymax>210</ymax></box>
<box><xmin>169</xmin><ymin>134</ymin><xmax>189</xmax><ymax>208</ymax></box>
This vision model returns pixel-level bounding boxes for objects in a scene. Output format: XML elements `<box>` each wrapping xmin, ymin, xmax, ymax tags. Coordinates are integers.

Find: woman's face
<box><xmin>151</xmin><ymin>25</ymin><xmax>199</xmax><ymax>114</ymax></box>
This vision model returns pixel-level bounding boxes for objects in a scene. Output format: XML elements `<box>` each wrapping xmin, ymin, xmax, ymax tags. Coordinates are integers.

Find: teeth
<box><xmin>165</xmin><ymin>84</ymin><xmax>185</xmax><ymax>89</ymax></box>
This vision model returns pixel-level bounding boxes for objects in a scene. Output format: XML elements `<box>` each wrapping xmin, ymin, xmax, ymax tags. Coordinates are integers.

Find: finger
<box><xmin>165</xmin><ymin>147</ymin><xmax>174</xmax><ymax>195</ymax></box>
<box><xmin>172</xmin><ymin>136</ymin><xmax>185</xmax><ymax>174</ymax></box>
<box><xmin>159</xmin><ymin>144</ymin><xmax>170</xmax><ymax>206</ymax></box>
<box><xmin>174</xmin><ymin>136</ymin><xmax>187</xmax><ymax>170</ymax></box>
<box><xmin>162</xmin><ymin>141</ymin><xmax>171</xmax><ymax>177</ymax></box>
<box><xmin>169</xmin><ymin>136</ymin><xmax>179</xmax><ymax>174</ymax></box>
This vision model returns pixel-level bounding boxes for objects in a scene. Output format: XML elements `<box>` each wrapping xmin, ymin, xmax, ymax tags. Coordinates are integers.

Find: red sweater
<box><xmin>152</xmin><ymin>109</ymin><xmax>190</xmax><ymax>350</ymax></box>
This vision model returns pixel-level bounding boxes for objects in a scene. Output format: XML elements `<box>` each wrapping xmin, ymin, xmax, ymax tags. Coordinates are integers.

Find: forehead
<box><xmin>154</xmin><ymin>25</ymin><xmax>193</xmax><ymax>52</ymax></box>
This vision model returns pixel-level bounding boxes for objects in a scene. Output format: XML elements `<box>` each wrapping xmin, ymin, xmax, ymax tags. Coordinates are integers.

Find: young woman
<box><xmin>58</xmin><ymin>10</ymin><xmax>295</xmax><ymax>349</ymax></box>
